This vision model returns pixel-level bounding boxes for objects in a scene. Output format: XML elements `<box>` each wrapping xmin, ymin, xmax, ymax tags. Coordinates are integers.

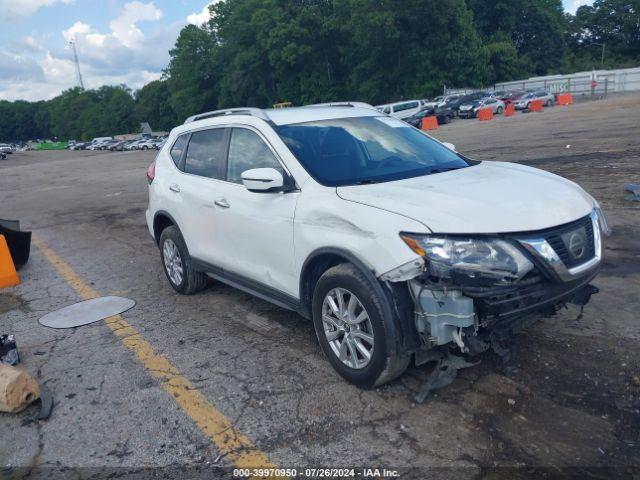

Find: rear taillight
<box><xmin>146</xmin><ymin>161</ymin><xmax>156</xmax><ymax>184</ymax></box>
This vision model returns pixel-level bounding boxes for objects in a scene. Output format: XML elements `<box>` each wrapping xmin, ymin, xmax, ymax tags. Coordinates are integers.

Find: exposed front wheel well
<box><xmin>299</xmin><ymin>253</ymin><xmax>351</xmax><ymax>319</ymax></box>
<box><xmin>153</xmin><ymin>213</ymin><xmax>175</xmax><ymax>245</ymax></box>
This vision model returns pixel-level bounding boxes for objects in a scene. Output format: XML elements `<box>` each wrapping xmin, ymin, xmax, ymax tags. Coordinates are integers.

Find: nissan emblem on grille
<box><xmin>568</xmin><ymin>231</ymin><xmax>587</xmax><ymax>259</ymax></box>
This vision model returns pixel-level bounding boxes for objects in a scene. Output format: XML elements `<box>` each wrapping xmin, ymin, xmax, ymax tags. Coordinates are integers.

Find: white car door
<box><xmin>210</xmin><ymin>127</ymin><xmax>298</xmax><ymax>297</ymax></box>
<box><xmin>168</xmin><ymin>127</ymin><xmax>230</xmax><ymax>267</ymax></box>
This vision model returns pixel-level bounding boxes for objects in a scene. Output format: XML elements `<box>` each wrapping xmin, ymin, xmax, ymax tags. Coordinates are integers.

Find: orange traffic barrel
<box><xmin>529</xmin><ymin>99</ymin><xmax>543</xmax><ymax>112</ymax></box>
<box><xmin>0</xmin><ymin>235</ymin><xmax>20</xmax><ymax>288</ymax></box>
<box><xmin>557</xmin><ymin>93</ymin><xmax>573</xmax><ymax>105</ymax></box>
<box><xmin>478</xmin><ymin>108</ymin><xmax>494</xmax><ymax>121</ymax></box>
<box><xmin>421</xmin><ymin>116</ymin><xmax>439</xmax><ymax>131</ymax></box>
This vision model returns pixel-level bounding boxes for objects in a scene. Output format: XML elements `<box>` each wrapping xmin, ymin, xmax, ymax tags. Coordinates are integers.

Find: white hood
<box><xmin>336</xmin><ymin>161</ymin><xmax>594</xmax><ymax>234</ymax></box>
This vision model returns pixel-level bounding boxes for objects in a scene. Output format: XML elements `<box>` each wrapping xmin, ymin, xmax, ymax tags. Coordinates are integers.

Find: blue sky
<box><xmin>0</xmin><ymin>0</ymin><xmax>592</xmax><ymax>101</ymax></box>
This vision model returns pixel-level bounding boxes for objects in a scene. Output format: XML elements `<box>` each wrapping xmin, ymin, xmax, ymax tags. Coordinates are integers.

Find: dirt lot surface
<box><xmin>1</xmin><ymin>93</ymin><xmax>639</xmax><ymax>479</ymax></box>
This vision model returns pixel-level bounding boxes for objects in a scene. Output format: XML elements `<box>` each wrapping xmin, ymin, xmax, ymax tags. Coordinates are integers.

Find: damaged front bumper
<box><xmin>381</xmin><ymin>211</ymin><xmax>605</xmax><ymax>368</ymax></box>
<box><xmin>409</xmin><ymin>270</ymin><xmax>599</xmax><ymax>362</ymax></box>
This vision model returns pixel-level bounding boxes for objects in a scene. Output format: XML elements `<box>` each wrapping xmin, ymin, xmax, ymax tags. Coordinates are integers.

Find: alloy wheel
<box><xmin>162</xmin><ymin>239</ymin><xmax>184</xmax><ymax>286</ymax></box>
<box><xmin>322</xmin><ymin>288</ymin><xmax>374</xmax><ymax>369</ymax></box>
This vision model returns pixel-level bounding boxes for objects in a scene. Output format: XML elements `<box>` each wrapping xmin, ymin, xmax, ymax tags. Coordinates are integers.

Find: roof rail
<box><xmin>304</xmin><ymin>101</ymin><xmax>376</xmax><ymax>110</ymax></box>
<box><xmin>184</xmin><ymin>108</ymin><xmax>271</xmax><ymax>124</ymax></box>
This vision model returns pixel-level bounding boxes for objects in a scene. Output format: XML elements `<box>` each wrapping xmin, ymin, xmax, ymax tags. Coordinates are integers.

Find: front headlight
<box><xmin>400</xmin><ymin>234</ymin><xmax>534</xmax><ymax>283</ymax></box>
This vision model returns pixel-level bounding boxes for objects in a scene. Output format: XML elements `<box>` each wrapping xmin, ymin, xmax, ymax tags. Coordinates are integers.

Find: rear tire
<box><xmin>312</xmin><ymin>263</ymin><xmax>409</xmax><ymax>388</ymax></box>
<box><xmin>159</xmin><ymin>226</ymin><xmax>207</xmax><ymax>295</ymax></box>
<box><xmin>496</xmin><ymin>106</ymin><xmax>504</xmax><ymax>114</ymax></box>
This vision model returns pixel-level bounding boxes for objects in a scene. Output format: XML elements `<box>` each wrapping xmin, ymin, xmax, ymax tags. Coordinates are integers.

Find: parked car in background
<box><xmin>108</xmin><ymin>140</ymin><xmax>127</xmax><ymax>151</ymax></box>
<box><xmin>434</xmin><ymin>94</ymin><xmax>462</xmax><ymax>109</ymax></box>
<box><xmin>494</xmin><ymin>90</ymin><xmax>526</xmax><ymax>105</ymax></box>
<box><xmin>0</xmin><ymin>143</ymin><xmax>14</xmax><ymax>154</ymax></box>
<box><xmin>100</xmin><ymin>140</ymin><xmax>120</xmax><ymax>150</ymax></box>
<box><xmin>375</xmin><ymin>100</ymin><xmax>423</xmax><ymax>119</ymax></box>
<box><xmin>458</xmin><ymin>97</ymin><xmax>505</xmax><ymax>118</ymax></box>
<box><xmin>445</xmin><ymin>92</ymin><xmax>491</xmax><ymax>117</ymax></box>
<box><xmin>514</xmin><ymin>91</ymin><xmax>554</xmax><ymax>110</ymax></box>
<box><xmin>405</xmin><ymin>105</ymin><xmax>454</xmax><ymax>127</ymax></box>
<box><xmin>125</xmin><ymin>139</ymin><xmax>145</xmax><ymax>150</ymax></box>
<box><xmin>70</xmin><ymin>142</ymin><xmax>89</xmax><ymax>150</ymax></box>
<box><xmin>137</xmin><ymin>138</ymin><xmax>162</xmax><ymax>150</ymax></box>
<box><xmin>86</xmin><ymin>142</ymin><xmax>103</xmax><ymax>151</ymax></box>
<box><xmin>147</xmin><ymin>104</ymin><xmax>607</xmax><ymax>390</ymax></box>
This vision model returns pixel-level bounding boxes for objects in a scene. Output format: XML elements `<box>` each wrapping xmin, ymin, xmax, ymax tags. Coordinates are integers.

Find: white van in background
<box><xmin>375</xmin><ymin>100</ymin><xmax>423</xmax><ymax>119</ymax></box>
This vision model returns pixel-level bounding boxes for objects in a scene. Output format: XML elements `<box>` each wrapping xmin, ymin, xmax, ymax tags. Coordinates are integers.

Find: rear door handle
<box><xmin>214</xmin><ymin>198</ymin><xmax>230</xmax><ymax>209</ymax></box>
<box><xmin>169</xmin><ymin>184</ymin><xmax>180</xmax><ymax>193</ymax></box>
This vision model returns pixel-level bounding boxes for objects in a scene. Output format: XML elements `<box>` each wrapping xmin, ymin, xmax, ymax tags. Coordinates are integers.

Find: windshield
<box><xmin>276</xmin><ymin>116</ymin><xmax>472</xmax><ymax>187</ymax></box>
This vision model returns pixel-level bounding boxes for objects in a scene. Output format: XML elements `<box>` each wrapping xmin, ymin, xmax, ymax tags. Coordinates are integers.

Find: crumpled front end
<box><xmin>381</xmin><ymin>208</ymin><xmax>609</xmax><ymax>370</ymax></box>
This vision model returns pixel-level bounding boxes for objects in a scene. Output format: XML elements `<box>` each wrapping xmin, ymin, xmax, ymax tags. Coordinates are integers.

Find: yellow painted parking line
<box><xmin>33</xmin><ymin>235</ymin><xmax>280</xmax><ymax>473</ymax></box>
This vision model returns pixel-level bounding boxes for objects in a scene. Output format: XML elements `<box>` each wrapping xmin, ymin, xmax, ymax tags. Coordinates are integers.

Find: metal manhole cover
<box><xmin>39</xmin><ymin>296</ymin><xmax>136</xmax><ymax>329</ymax></box>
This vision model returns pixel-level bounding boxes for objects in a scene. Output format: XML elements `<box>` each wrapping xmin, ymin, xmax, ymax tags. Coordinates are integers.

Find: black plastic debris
<box><xmin>414</xmin><ymin>348</ymin><xmax>479</xmax><ymax>403</ymax></box>
<box><xmin>0</xmin><ymin>334</ymin><xmax>20</xmax><ymax>366</ymax></box>
<box><xmin>0</xmin><ymin>219</ymin><xmax>32</xmax><ymax>268</ymax></box>
<box><xmin>37</xmin><ymin>384</ymin><xmax>54</xmax><ymax>420</ymax></box>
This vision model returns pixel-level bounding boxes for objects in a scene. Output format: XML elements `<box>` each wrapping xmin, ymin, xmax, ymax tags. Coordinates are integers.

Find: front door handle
<box><xmin>214</xmin><ymin>198</ymin><xmax>230</xmax><ymax>209</ymax></box>
<box><xmin>169</xmin><ymin>184</ymin><xmax>180</xmax><ymax>193</ymax></box>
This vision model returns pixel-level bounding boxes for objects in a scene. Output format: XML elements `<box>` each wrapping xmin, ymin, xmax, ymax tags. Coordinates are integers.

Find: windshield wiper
<box><xmin>355</xmin><ymin>179</ymin><xmax>378</xmax><ymax>185</ymax></box>
<box><xmin>427</xmin><ymin>166</ymin><xmax>464</xmax><ymax>174</ymax></box>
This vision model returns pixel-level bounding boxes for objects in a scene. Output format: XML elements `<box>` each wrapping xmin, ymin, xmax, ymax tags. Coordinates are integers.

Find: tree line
<box><xmin>0</xmin><ymin>0</ymin><xmax>637</xmax><ymax>141</ymax></box>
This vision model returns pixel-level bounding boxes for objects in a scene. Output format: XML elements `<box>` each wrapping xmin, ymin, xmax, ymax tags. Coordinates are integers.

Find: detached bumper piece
<box><xmin>0</xmin><ymin>219</ymin><xmax>31</xmax><ymax>268</ymax></box>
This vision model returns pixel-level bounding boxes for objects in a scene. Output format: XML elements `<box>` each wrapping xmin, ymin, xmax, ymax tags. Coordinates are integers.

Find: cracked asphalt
<box><xmin>1</xmin><ymin>93</ymin><xmax>639</xmax><ymax>479</ymax></box>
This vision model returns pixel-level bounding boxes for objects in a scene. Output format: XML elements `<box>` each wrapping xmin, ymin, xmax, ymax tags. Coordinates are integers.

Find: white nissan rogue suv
<box><xmin>146</xmin><ymin>104</ymin><xmax>608</xmax><ymax>397</ymax></box>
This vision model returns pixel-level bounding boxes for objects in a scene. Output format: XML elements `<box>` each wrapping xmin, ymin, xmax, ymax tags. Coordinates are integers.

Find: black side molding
<box><xmin>191</xmin><ymin>258</ymin><xmax>307</xmax><ymax>318</ymax></box>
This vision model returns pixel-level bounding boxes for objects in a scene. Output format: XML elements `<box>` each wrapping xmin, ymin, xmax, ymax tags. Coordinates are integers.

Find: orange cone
<box><xmin>420</xmin><ymin>116</ymin><xmax>439</xmax><ymax>131</ymax></box>
<box><xmin>0</xmin><ymin>235</ymin><xmax>20</xmax><ymax>288</ymax></box>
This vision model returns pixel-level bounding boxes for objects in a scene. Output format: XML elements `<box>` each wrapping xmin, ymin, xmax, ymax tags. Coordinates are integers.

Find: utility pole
<box><xmin>69</xmin><ymin>39</ymin><xmax>85</xmax><ymax>90</ymax></box>
<box><xmin>592</xmin><ymin>42</ymin><xmax>605</xmax><ymax>67</ymax></box>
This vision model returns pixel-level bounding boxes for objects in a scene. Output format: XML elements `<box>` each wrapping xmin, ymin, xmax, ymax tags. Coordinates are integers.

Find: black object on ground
<box><xmin>0</xmin><ymin>219</ymin><xmax>32</xmax><ymax>267</ymax></box>
<box><xmin>37</xmin><ymin>384</ymin><xmax>54</xmax><ymax>420</ymax></box>
<box><xmin>0</xmin><ymin>334</ymin><xmax>20</xmax><ymax>366</ymax></box>
<box><xmin>414</xmin><ymin>349</ymin><xmax>480</xmax><ymax>404</ymax></box>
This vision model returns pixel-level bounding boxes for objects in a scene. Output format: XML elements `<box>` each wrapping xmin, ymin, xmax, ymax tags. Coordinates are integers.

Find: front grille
<box><xmin>465</xmin><ymin>270</ymin><xmax>597</xmax><ymax>323</ymax></box>
<box><xmin>543</xmin><ymin>215</ymin><xmax>595</xmax><ymax>268</ymax></box>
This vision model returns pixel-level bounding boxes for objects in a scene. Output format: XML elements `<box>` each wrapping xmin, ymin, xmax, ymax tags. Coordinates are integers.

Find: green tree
<box><xmin>567</xmin><ymin>0</ymin><xmax>640</xmax><ymax>68</ymax></box>
<box><xmin>166</xmin><ymin>24</ymin><xmax>220</xmax><ymax>121</ymax></box>
<box><xmin>135</xmin><ymin>80</ymin><xmax>177</xmax><ymax>131</ymax></box>
<box><xmin>469</xmin><ymin>0</ymin><xmax>567</xmax><ymax>78</ymax></box>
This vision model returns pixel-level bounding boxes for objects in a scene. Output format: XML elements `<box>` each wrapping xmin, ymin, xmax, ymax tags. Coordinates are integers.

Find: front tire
<box><xmin>496</xmin><ymin>106</ymin><xmax>504</xmax><ymax>114</ymax></box>
<box><xmin>159</xmin><ymin>226</ymin><xmax>207</xmax><ymax>295</ymax></box>
<box><xmin>312</xmin><ymin>263</ymin><xmax>409</xmax><ymax>388</ymax></box>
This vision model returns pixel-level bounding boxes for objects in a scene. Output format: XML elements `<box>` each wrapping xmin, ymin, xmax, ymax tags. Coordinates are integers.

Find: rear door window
<box><xmin>184</xmin><ymin>128</ymin><xmax>228</xmax><ymax>179</ymax></box>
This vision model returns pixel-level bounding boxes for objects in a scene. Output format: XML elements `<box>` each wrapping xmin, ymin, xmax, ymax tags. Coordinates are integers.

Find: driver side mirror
<box><xmin>442</xmin><ymin>142</ymin><xmax>456</xmax><ymax>152</ymax></box>
<box><xmin>241</xmin><ymin>168</ymin><xmax>284</xmax><ymax>193</ymax></box>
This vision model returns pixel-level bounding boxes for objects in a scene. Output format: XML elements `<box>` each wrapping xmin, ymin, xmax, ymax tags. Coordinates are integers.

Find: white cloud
<box><xmin>110</xmin><ymin>1</ymin><xmax>163</xmax><ymax>47</ymax></box>
<box><xmin>564</xmin><ymin>0</ymin><xmax>594</xmax><ymax>14</ymax></box>
<box><xmin>0</xmin><ymin>51</ymin><xmax>44</xmax><ymax>81</ymax></box>
<box><xmin>0</xmin><ymin>1</ymin><xmax>176</xmax><ymax>100</ymax></box>
<box><xmin>0</xmin><ymin>0</ymin><xmax>74</xmax><ymax>20</ymax></box>
<box><xmin>187</xmin><ymin>1</ymin><xmax>221</xmax><ymax>26</ymax></box>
